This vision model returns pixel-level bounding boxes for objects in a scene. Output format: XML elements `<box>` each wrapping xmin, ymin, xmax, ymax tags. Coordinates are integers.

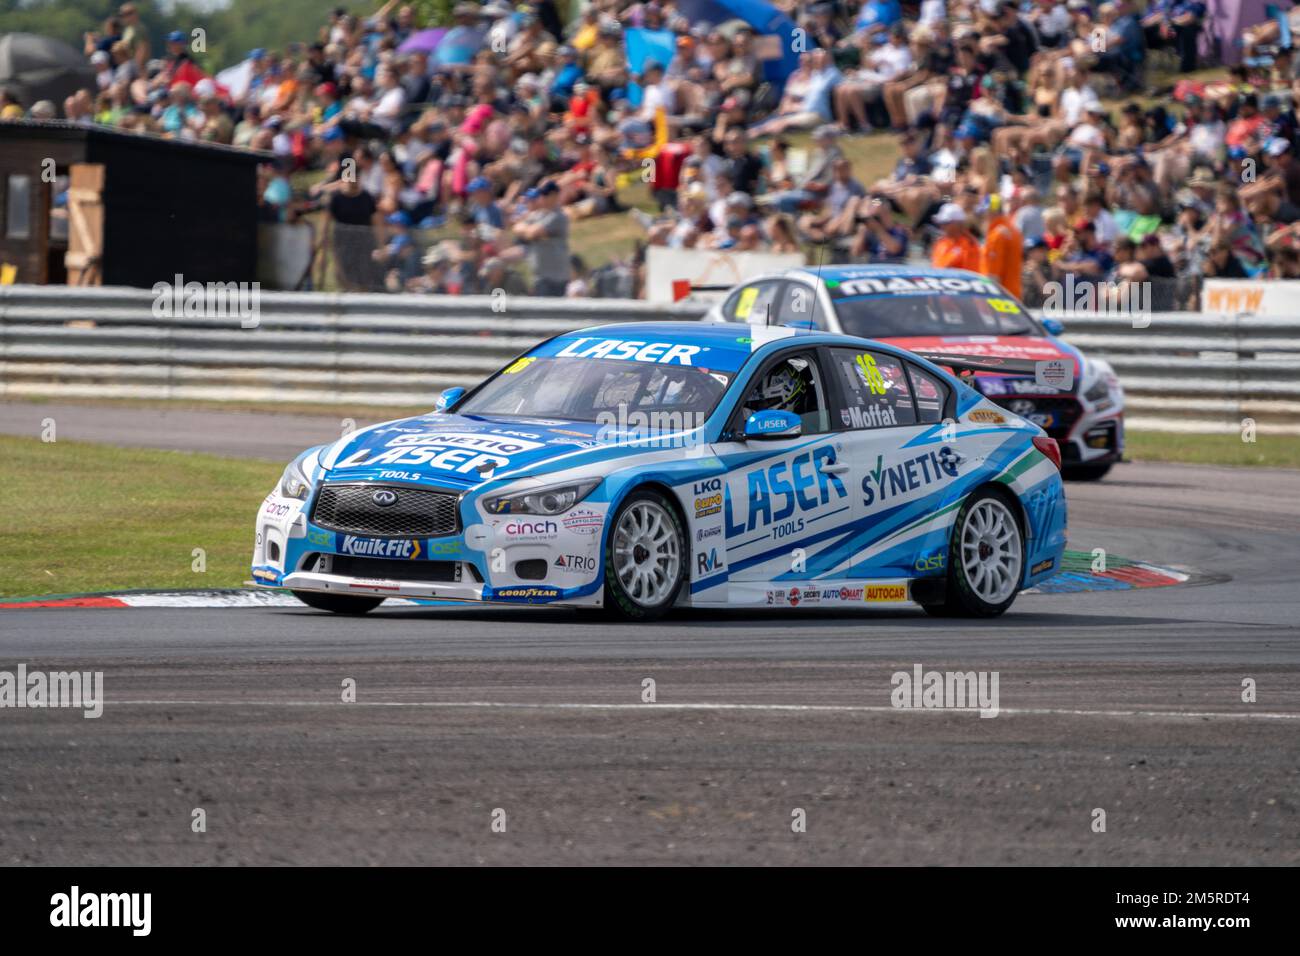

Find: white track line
<box><xmin>103</xmin><ymin>700</ymin><xmax>1300</xmax><ymax>720</ymax></box>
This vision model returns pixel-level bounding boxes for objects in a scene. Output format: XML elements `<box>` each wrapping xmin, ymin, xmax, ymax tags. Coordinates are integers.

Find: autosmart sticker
<box><xmin>554</xmin><ymin>337</ymin><xmax>705</xmax><ymax>365</ymax></box>
<box><xmin>339</xmin><ymin>536</ymin><xmax>423</xmax><ymax>559</ymax></box>
<box><xmin>866</xmin><ymin>584</ymin><xmax>908</xmax><ymax>602</ymax></box>
<box><xmin>820</xmin><ymin>586</ymin><xmax>864</xmax><ymax>601</ymax></box>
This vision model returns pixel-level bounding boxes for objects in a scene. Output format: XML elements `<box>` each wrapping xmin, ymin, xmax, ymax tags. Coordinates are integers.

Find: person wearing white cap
<box><xmin>930</xmin><ymin>202</ymin><xmax>981</xmax><ymax>270</ymax></box>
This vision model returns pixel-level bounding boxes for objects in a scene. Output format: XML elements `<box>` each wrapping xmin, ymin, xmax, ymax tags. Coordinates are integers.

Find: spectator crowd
<box><xmin>6</xmin><ymin>0</ymin><xmax>1300</xmax><ymax>306</ymax></box>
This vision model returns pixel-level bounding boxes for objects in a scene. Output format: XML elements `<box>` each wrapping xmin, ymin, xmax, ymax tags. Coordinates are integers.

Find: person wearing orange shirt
<box><xmin>979</xmin><ymin>194</ymin><xmax>1024</xmax><ymax>299</ymax></box>
<box><xmin>930</xmin><ymin>203</ymin><xmax>981</xmax><ymax>271</ymax></box>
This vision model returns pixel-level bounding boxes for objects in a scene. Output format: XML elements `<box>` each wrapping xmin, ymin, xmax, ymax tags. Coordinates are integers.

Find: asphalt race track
<box><xmin>1</xmin><ymin>403</ymin><xmax>1298</xmax><ymax>864</ymax></box>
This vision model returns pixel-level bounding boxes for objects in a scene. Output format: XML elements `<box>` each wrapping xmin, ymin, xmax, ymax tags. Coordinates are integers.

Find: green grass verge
<box><xmin>1125</xmin><ymin>431</ymin><xmax>1300</xmax><ymax>468</ymax></box>
<box><xmin>2</xmin><ymin>425</ymin><xmax>1293</xmax><ymax>599</ymax></box>
<box><xmin>0</xmin><ymin>436</ymin><xmax>279</xmax><ymax>599</ymax></box>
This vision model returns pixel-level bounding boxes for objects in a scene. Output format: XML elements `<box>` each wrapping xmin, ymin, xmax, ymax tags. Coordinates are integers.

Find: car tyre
<box><xmin>291</xmin><ymin>590</ymin><xmax>385</xmax><ymax>614</ymax></box>
<box><xmin>603</xmin><ymin>489</ymin><xmax>686</xmax><ymax>622</ymax></box>
<box><xmin>921</xmin><ymin>487</ymin><xmax>1024</xmax><ymax>618</ymax></box>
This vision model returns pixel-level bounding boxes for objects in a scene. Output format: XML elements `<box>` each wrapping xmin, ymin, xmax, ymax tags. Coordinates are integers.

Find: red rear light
<box><xmin>1033</xmin><ymin>435</ymin><xmax>1062</xmax><ymax>471</ymax></box>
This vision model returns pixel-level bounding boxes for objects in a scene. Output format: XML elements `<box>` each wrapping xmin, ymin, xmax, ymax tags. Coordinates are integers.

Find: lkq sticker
<box><xmin>1034</xmin><ymin>359</ymin><xmax>1073</xmax><ymax>392</ymax></box>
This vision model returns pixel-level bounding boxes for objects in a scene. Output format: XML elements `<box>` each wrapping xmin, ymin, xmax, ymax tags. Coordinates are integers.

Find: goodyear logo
<box><xmin>495</xmin><ymin>586</ymin><xmax>561</xmax><ymax>600</ymax></box>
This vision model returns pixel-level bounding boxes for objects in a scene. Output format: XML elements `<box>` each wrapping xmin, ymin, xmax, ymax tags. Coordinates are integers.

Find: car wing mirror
<box><xmin>744</xmin><ymin>409</ymin><xmax>802</xmax><ymax>440</ymax></box>
<box><xmin>435</xmin><ymin>386</ymin><xmax>466</xmax><ymax>412</ymax></box>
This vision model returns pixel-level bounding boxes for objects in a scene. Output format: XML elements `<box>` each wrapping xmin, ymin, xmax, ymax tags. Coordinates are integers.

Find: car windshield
<box><xmin>831</xmin><ymin>292</ymin><xmax>1039</xmax><ymax>338</ymax></box>
<box><xmin>457</xmin><ymin>355</ymin><xmax>734</xmax><ymax>425</ymax></box>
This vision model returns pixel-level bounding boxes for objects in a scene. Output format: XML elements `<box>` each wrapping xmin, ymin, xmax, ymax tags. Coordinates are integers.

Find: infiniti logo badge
<box><xmin>371</xmin><ymin>489</ymin><xmax>399</xmax><ymax>507</ymax></box>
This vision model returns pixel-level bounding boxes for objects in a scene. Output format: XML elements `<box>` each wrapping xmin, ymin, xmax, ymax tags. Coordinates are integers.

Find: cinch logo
<box><xmin>555</xmin><ymin>337</ymin><xmax>703</xmax><ymax>365</ymax></box>
<box><xmin>340</xmin><ymin>536</ymin><xmax>422</xmax><ymax>559</ymax></box>
<box><xmin>503</xmin><ymin>520</ymin><xmax>558</xmax><ymax>536</ymax></box>
<box><xmin>862</xmin><ymin>447</ymin><xmax>960</xmax><ymax>508</ymax></box>
<box><xmin>725</xmin><ymin>445</ymin><xmax>846</xmax><ymax>535</ymax></box>
<box><xmin>696</xmin><ymin>548</ymin><xmax>721</xmax><ymax>575</ymax></box>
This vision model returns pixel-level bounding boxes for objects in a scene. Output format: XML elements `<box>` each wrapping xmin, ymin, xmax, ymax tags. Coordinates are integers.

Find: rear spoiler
<box><xmin>910</xmin><ymin>352</ymin><xmax>1074</xmax><ymax>391</ymax></box>
<box><xmin>909</xmin><ymin>352</ymin><xmax>1041</xmax><ymax>377</ymax></box>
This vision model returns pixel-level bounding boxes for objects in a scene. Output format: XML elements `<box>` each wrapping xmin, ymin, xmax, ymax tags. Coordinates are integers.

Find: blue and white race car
<box><xmin>252</xmin><ymin>321</ymin><xmax>1067</xmax><ymax>620</ymax></box>
<box><xmin>704</xmin><ymin>266</ymin><xmax>1125</xmax><ymax>480</ymax></box>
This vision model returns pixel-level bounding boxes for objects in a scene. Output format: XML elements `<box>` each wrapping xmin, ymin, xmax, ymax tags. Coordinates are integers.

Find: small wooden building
<box><xmin>0</xmin><ymin>121</ymin><xmax>265</xmax><ymax>287</ymax></box>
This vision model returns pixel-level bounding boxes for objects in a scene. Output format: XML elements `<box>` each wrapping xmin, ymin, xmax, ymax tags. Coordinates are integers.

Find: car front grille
<box><xmin>310</xmin><ymin>483</ymin><xmax>460</xmax><ymax>537</ymax></box>
<box><xmin>990</xmin><ymin>397</ymin><xmax>1082</xmax><ymax>442</ymax></box>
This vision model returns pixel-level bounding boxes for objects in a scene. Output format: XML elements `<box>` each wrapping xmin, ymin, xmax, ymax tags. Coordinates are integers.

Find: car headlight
<box><xmin>484</xmin><ymin>480</ymin><xmax>599</xmax><ymax>515</ymax></box>
<box><xmin>279</xmin><ymin>458</ymin><xmax>312</xmax><ymax>500</ymax></box>
<box><xmin>1083</xmin><ymin>377</ymin><xmax>1110</xmax><ymax>403</ymax></box>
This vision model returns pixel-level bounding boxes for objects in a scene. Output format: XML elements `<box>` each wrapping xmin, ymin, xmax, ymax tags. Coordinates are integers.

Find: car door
<box><xmin>822</xmin><ymin>346</ymin><xmax>955</xmax><ymax>578</ymax></box>
<box><xmin>715</xmin><ymin>346</ymin><xmax>852</xmax><ymax>584</ymax></box>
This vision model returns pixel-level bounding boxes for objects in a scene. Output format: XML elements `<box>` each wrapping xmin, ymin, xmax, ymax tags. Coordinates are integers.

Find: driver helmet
<box><xmin>758</xmin><ymin>362</ymin><xmax>809</xmax><ymax>413</ymax></box>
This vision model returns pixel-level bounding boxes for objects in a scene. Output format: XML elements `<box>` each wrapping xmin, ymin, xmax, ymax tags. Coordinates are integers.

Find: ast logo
<box><xmin>340</xmin><ymin>536</ymin><xmax>423</xmax><ymax>559</ymax></box>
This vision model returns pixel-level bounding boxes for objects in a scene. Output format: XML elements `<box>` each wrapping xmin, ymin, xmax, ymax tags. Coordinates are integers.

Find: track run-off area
<box><xmin>0</xmin><ymin>402</ymin><xmax>1297</xmax><ymax>864</ymax></box>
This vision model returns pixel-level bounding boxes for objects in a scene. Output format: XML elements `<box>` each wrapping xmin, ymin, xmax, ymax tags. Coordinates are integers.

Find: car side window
<box><xmin>828</xmin><ymin>348</ymin><xmax>918</xmax><ymax>429</ymax></box>
<box><xmin>738</xmin><ymin>351</ymin><xmax>831</xmax><ymax>435</ymax></box>
<box><xmin>906</xmin><ymin>364</ymin><xmax>950</xmax><ymax>424</ymax></box>
<box><xmin>725</xmin><ymin>281</ymin><xmax>782</xmax><ymax>323</ymax></box>
<box><xmin>775</xmin><ymin>282</ymin><xmax>824</xmax><ymax>327</ymax></box>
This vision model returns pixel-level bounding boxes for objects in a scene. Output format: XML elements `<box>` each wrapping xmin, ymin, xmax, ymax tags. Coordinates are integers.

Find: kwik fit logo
<box><xmin>339</xmin><ymin>536</ymin><xmax>422</xmax><ymax>559</ymax></box>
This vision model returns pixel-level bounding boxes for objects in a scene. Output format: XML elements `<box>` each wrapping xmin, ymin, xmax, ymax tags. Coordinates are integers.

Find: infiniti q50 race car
<box><xmin>252</xmin><ymin>322</ymin><xmax>1067</xmax><ymax>620</ymax></box>
<box><xmin>703</xmin><ymin>266</ymin><xmax>1124</xmax><ymax>480</ymax></box>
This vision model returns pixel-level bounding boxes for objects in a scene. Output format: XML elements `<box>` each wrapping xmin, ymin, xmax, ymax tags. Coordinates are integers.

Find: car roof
<box><xmin>563</xmin><ymin>320</ymin><xmax>921</xmax><ymax>361</ymax></box>
<box><xmin>785</xmin><ymin>264</ymin><xmax>987</xmax><ymax>283</ymax></box>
